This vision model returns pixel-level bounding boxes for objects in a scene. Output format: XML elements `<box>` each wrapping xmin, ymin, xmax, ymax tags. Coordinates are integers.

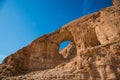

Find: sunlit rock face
<box><xmin>1</xmin><ymin>0</ymin><xmax>120</xmax><ymax>80</ymax></box>
<box><xmin>95</xmin><ymin>6</ymin><xmax>120</xmax><ymax>44</ymax></box>
<box><xmin>113</xmin><ymin>0</ymin><xmax>120</xmax><ymax>8</ymax></box>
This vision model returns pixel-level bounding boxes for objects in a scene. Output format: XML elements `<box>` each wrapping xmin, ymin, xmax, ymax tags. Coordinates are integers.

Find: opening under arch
<box><xmin>59</xmin><ymin>40</ymin><xmax>70</xmax><ymax>51</ymax></box>
<box><xmin>59</xmin><ymin>40</ymin><xmax>77</xmax><ymax>59</ymax></box>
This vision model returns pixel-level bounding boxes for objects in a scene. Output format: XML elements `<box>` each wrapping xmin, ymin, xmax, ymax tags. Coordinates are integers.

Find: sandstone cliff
<box><xmin>0</xmin><ymin>0</ymin><xmax>120</xmax><ymax>80</ymax></box>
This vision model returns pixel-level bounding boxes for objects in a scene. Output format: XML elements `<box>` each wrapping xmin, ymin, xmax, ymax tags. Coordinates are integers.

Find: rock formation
<box><xmin>0</xmin><ymin>0</ymin><xmax>120</xmax><ymax>80</ymax></box>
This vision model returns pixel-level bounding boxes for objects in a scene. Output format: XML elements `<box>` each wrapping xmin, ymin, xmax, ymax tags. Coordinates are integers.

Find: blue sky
<box><xmin>0</xmin><ymin>0</ymin><xmax>112</xmax><ymax>63</ymax></box>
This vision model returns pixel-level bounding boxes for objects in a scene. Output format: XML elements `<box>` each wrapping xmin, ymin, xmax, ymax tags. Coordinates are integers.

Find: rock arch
<box><xmin>0</xmin><ymin>27</ymin><xmax>76</xmax><ymax>76</ymax></box>
<box><xmin>25</xmin><ymin>28</ymin><xmax>76</xmax><ymax>71</ymax></box>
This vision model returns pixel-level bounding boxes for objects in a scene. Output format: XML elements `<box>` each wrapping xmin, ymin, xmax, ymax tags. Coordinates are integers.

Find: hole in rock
<box><xmin>59</xmin><ymin>40</ymin><xmax>70</xmax><ymax>51</ymax></box>
<box><xmin>59</xmin><ymin>40</ymin><xmax>77</xmax><ymax>59</ymax></box>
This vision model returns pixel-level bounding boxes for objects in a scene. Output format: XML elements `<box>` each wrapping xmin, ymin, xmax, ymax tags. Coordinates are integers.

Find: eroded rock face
<box><xmin>4</xmin><ymin>41</ymin><xmax>120</xmax><ymax>80</ymax></box>
<box><xmin>0</xmin><ymin>0</ymin><xmax>120</xmax><ymax>80</ymax></box>
<box><xmin>95</xmin><ymin>7</ymin><xmax>120</xmax><ymax>44</ymax></box>
<box><xmin>95</xmin><ymin>0</ymin><xmax>120</xmax><ymax>45</ymax></box>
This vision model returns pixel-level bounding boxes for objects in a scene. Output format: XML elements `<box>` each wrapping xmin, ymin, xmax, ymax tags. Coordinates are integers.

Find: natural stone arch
<box><xmin>26</xmin><ymin>28</ymin><xmax>76</xmax><ymax>71</ymax></box>
<box><xmin>47</xmin><ymin>28</ymin><xmax>76</xmax><ymax>60</ymax></box>
<box><xmin>49</xmin><ymin>28</ymin><xmax>75</xmax><ymax>45</ymax></box>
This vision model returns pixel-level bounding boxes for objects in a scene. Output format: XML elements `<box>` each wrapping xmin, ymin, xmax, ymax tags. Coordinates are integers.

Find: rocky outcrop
<box><xmin>95</xmin><ymin>6</ymin><xmax>120</xmax><ymax>44</ymax></box>
<box><xmin>4</xmin><ymin>41</ymin><xmax>120</xmax><ymax>80</ymax></box>
<box><xmin>0</xmin><ymin>0</ymin><xmax>120</xmax><ymax>80</ymax></box>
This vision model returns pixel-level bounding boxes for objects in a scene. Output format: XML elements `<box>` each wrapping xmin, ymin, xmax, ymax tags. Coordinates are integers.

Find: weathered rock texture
<box><xmin>0</xmin><ymin>0</ymin><xmax>120</xmax><ymax>80</ymax></box>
